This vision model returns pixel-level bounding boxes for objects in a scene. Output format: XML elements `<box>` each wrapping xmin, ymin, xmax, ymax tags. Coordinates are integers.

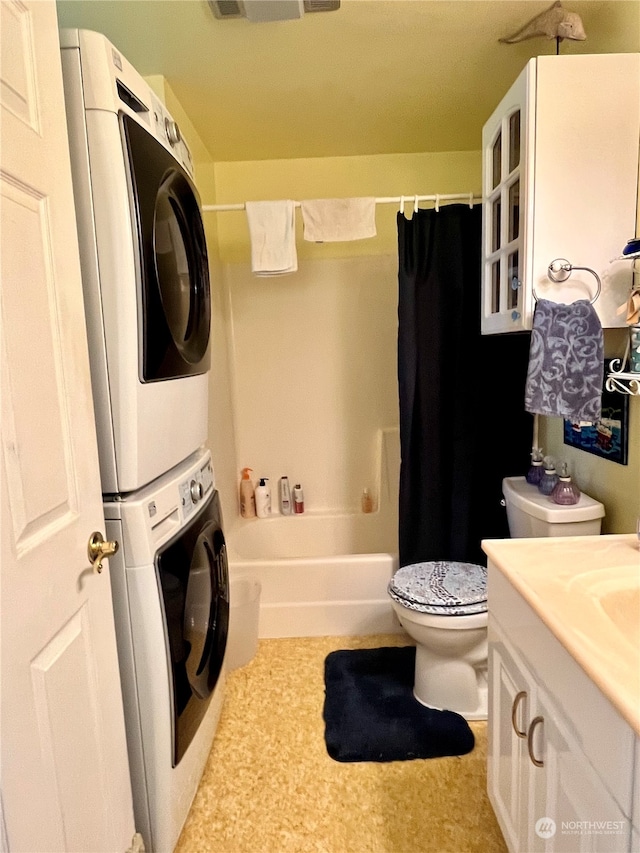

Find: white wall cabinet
<box><xmin>481</xmin><ymin>54</ymin><xmax>640</xmax><ymax>335</ymax></box>
<box><xmin>488</xmin><ymin>565</ymin><xmax>636</xmax><ymax>852</ymax></box>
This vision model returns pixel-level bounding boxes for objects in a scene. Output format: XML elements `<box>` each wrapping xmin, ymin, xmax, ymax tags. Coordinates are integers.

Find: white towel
<box><xmin>301</xmin><ymin>197</ymin><xmax>377</xmax><ymax>242</ymax></box>
<box><xmin>245</xmin><ymin>200</ymin><xmax>298</xmax><ymax>276</ymax></box>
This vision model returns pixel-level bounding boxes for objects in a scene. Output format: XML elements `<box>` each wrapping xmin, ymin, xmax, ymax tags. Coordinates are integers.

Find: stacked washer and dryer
<box><xmin>60</xmin><ymin>30</ymin><xmax>228</xmax><ymax>853</ymax></box>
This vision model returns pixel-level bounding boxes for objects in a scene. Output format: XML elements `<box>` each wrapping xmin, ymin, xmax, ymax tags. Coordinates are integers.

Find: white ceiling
<box><xmin>55</xmin><ymin>0</ymin><xmax>640</xmax><ymax>161</ymax></box>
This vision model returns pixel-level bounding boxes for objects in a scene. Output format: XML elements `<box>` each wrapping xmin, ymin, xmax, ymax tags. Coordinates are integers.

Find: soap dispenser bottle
<box><xmin>239</xmin><ymin>468</ymin><xmax>256</xmax><ymax>518</ymax></box>
<box><xmin>526</xmin><ymin>447</ymin><xmax>544</xmax><ymax>486</ymax></box>
<box><xmin>538</xmin><ymin>456</ymin><xmax>559</xmax><ymax>496</ymax></box>
<box><xmin>255</xmin><ymin>478</ymin><xmax>272</xmax><ymax>518</ymax></box>
<box><xmin>551</xmin><ymin>462</ymin><xmax>581</xmax><ymax>505</ymax></box>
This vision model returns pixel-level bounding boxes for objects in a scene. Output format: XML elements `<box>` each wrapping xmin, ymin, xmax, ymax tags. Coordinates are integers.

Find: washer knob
<box><xmin>190</xmin><ymin>479</ymin><xmax>203</xmax><ymax>503</ymax></box>
<box><xmin>165</xmin><ymin>118</ymin><xmax>181</xmax><ymax>146</ymax></box>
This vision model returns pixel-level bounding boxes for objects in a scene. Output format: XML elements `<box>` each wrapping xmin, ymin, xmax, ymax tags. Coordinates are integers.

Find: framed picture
<box><xmin>563</xmin><ymin>360</ymin><xmax>629</xmax><ymax>465</ymax></box>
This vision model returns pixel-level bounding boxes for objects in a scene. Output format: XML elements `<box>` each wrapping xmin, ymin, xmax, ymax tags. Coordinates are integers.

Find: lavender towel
<box><xmin>525</xmin><ymin>298</ymin><xmax>603</xmax><ymax>422</ymax></box>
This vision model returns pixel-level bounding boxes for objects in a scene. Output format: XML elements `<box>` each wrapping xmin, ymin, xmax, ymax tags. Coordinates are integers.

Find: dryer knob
<box><xmin>165</xmin><ymin>118</ymin><xmax>181</xmax><ymax>146</ymax></box>
<box><xmin>190</xmin><ymin>479</ymin><xmax>203</xmax><ymax>503</ymax></box>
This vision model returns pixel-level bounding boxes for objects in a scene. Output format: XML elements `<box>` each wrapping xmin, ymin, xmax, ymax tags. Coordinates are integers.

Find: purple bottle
<box><xmin>551</xmin><ymin>462</ymin><xmax>581</xmax><ymax>505</ymax></box>
<box><xmin>526</xmin><ymin>447</ymin><xmax>544</xmax><ymax>486</ymax></box>
<box><xmin>538</xmin><ymin>456</ymin><xmax>559</xmax><ymax>496</ymax></box>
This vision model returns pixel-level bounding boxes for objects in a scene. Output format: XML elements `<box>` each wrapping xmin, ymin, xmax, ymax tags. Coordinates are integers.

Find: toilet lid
<box><xmin>388</xmin><ymin>561</ymin><xmax>487</xmax><ymax>616</ymax></box>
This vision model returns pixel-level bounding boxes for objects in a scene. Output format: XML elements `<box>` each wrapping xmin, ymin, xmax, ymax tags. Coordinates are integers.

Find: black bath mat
<box><xmin>323</xmin><ymin>646</ymin><xmax>475</xmax><ymax>763</ymax></box>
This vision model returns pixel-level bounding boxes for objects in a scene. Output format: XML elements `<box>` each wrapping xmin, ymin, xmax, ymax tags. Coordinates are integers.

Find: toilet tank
<box><xmin>502</xmin><ymin>476</ymin><xmax>605</xmax><ymax>538</ymax></box>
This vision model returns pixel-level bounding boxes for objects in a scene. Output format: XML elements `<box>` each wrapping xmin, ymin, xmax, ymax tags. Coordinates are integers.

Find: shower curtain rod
<box><xmin>202</xmin><ymin>192</ymin><xmax>482</xmax><ymax>213</ymax></box>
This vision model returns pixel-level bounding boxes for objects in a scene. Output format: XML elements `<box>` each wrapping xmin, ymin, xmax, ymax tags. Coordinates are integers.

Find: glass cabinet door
<box><xmin>483</xmin><ymin>107</ymin><xmax>523</xmax><ymax>333</ymax></box>
<box><xmin>481</xmin><ymin>61</ymin><xmax>532</xmax><ymax>335</ymax></box>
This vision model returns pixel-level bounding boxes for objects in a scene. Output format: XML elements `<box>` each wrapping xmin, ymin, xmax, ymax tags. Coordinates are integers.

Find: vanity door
<box><xmin>487</xmin><ymin>624</ymin><xmax>533</xmax><ymax>852</ymax></box>
<box><xmin>534</xmin><ymin>688</ymin><xmax>630</xmax><ymax>853</ymax></box>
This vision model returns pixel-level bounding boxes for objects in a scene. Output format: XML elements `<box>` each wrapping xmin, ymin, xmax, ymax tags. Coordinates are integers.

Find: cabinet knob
<box><xmin>511</xmin><ymin>690</ymin><xmax>528</xmax><ymax>738</ymax></box>
<box><xmin>511</xmin><ymin>310</ymin><xmax>521</xmax><ymax>321</ymax></box>
<box><xmin>527</xmin><ymin>715</ymin><xmax>545</xmax><ymax>767</ymax></box>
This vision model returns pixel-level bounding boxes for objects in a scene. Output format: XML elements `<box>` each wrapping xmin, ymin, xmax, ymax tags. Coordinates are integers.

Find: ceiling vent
<box><xmin>208</xmin><ymin>0</ymin><xmax>339</xmax><ymax>21</ymax></box>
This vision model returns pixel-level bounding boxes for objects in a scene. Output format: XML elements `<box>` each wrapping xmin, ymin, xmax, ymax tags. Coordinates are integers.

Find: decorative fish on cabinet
<box><xmin>499</xmin><ymin>1</ymin><xmax>587</xmax><ymax>44</ymax></box>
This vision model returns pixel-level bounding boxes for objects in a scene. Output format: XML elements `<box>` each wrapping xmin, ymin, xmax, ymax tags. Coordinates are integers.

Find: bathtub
<box><xmin>228</xmin><ymin>512</ymin><xmax>401</xmax><ymax>638</ymax></box>
<box><xmin>227</xmin><ymin>427</ymin><xmax>402</xmax><ymax>638</ymax></box>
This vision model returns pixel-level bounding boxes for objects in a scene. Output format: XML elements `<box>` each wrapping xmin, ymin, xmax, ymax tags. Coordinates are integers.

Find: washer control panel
<box><xmin>149</xmin><ymin>91</ymin><xmax>194</xmax><ymax>177</ymax></box>
<box><xmin>179</xmin><ymin>457</ymin><xmax>214</xmax><ymax>518</ymax></box>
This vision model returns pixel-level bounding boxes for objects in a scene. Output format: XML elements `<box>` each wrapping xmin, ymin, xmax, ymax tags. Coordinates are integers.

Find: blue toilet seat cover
<box><xmin>388</xmin><ymin>561</ymin><xmax>488</xmax><ymax>616</ymax></box>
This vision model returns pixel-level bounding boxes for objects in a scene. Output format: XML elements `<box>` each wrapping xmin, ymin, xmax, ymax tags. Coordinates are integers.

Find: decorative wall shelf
<box><xmin>606</xmin><ymin>358</ymin><xmax>640</xmax><ymax>396</ymax></box>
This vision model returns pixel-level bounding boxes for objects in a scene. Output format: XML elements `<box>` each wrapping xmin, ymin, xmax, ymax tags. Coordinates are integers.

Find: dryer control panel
<box><xmin>179</xmin><ymin>456</ymin><xmax>214</xmax><ymax>519</ymax></box>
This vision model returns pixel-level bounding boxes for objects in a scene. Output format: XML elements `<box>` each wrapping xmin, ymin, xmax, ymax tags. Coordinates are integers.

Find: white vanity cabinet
<box><xmin>488</xmin><ymin>564</ymin><xmax>635</xmax><ymax>853</ymax></box>
<box><xmin>481</xmin><ymin>53</ymin><xmax>640</xmax><ymax>335</ymax></box>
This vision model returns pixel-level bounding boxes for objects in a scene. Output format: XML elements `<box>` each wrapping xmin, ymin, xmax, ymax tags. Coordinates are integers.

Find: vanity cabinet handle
<box><xmin>527</xmin><ymin>715</ymin><xmax>545</xmax><ymax>767</ymax></box>
<box><xmin>511</xmin><ymin>690</ymin><xmax>527</xmax><ymax>738</ymax></box>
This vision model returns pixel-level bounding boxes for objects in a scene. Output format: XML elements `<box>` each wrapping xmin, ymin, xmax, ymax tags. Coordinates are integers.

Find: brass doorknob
<box><xmin>88</xmin><ymin>531</ymin><xmax>119</xmax><ymax>574</ymax></box>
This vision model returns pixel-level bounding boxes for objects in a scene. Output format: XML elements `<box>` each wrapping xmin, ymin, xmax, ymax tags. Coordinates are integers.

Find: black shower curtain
<box><xmin>397</xmin><ymin>204</ymin><xmax>532</xmax><ymax>568</ymax></box>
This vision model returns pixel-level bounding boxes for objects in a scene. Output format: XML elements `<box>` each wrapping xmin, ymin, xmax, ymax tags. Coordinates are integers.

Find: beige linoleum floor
<box><xmin>175</xmin><ymin>634</ymin><xmax>507</xmax><ymax>853</ymax></box>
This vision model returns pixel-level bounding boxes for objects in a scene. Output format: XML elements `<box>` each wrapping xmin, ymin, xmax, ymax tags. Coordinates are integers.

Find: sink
<box><xmin>569</xmin><ymin>564</ymin><xmax>640</xmax><ymax>649</ymax></box>
<box><xmin>599</xmin><ymin>586</ymin><xmax>640</xmax><ymax>646</ymax></box>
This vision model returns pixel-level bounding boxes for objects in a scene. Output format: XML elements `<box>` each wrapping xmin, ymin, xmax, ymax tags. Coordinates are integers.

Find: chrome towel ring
<box><xmin>532</xmin><ymin>258</ymin><xmax>602</xmax><ymax>304</ymax></box>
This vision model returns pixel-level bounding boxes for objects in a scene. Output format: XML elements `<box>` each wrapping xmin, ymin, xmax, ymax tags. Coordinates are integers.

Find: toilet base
<box><xmin>413</xmin><ymin>645</ymin><xmax>488</xmax><ymax>721</ymax></box>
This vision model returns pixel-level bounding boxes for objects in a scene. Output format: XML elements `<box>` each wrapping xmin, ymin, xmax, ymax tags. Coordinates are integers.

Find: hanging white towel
<box><xmin>301</xmin><ymin>197</ymin><xmax>377</xmax><ymax>242</ymax></box>
<box><xmin>245</xmin><ymin>200</ymin><xmax>298</xmax><ymax>276</ymax></box>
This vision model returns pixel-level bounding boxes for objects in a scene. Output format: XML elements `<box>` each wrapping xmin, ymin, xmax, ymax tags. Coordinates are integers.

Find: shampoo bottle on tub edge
<box><xmin>255</xmin><ymin>478</ymin><xmax>272</xmax><ymax>518</ymax></box>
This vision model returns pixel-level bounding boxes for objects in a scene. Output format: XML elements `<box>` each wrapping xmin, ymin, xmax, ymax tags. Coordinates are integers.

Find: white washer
<box><xmin>104</xmin><ymin>449</ymin><xmax>228</xmax><ymax>852</ymax></box>
<box><xmin>60</xmin><ymin>29</ymin><xmax>211</xmax><ymax>494</ymax></box>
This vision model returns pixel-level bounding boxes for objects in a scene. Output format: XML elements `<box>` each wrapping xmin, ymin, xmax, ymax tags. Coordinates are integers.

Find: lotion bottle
<box><xmin>255</xmin><ymin>478</ymin><xmax>271</xmax><ymax>518</ymax></box>
<box><xmin>279</xmin><ymin>476</ymin><xmax>292</xmax><ymax>515</ymax></box>
<box><xmin>239</xmin><ymin>468</ymin><xmax>256</xmax><ymax>518</ymax></box>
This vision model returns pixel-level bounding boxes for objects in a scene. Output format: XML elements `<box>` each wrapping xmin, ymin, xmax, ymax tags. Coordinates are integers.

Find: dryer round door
<box><xmin>156</xmin><ymin>489</ymin><xmax>229</xmax><ymax>766</ymax></box>
<box><xmin>121</xmin><ymin>113</ymin><xmax>211</xmax><ymax>383</ymax></box>
<box><xmin>183</xmin><ymin>520</ymin><xmax>229</xmax><ymax>700</ymax></box>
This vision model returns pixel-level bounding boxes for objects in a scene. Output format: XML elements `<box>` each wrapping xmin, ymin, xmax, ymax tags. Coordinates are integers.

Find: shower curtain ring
<box><xmin>435</xmin><ymin>194</ymin><xmax>440</xmax><ymax>212</ymax></box>
<box><xmin>414</xmin><ymin>195</ymin><xmax>419</xmax><ymax>213</ymax></box>
<box><xmin>400</xmin><ymin>195</ymin><xmax>405</xmax><ymax>215</ymax></box>
<box><xmin>469</xmin><ymin>193</ymin><xmax>474</xmax><ymax>209</ymax></box>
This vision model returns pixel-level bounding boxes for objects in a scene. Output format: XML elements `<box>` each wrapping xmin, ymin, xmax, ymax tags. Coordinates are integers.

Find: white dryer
<box><xmin>104</xmin><ymin>448</ymin><xmax>228</xmax><ymax>853</ymax></box>
<box><xmin>60</xmin><ymin>29</ymin><xmax>211</xmax><ymax>493</ymax></box>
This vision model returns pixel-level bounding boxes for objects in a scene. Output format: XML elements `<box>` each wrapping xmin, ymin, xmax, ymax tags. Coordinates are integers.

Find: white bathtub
<box><xmin>228</xmin><ymin>509</ymin><xmax>401</xmax><ymax>638</ymax></box>
<box><xmin>227</xmin><ymin>427</ymin><xmax>402</xmax><ymax>638</ymax></box>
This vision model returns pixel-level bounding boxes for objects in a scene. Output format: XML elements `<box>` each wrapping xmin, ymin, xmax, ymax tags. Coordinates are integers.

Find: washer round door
<box><xmin>157</xmin><ymin>490</ymin><xmax>228</xmax><ymax>766</ymax></box>
<box><xmin>122</xmin><ymin>113</ymin><xmax>211</xmax><ymax>383</ymax></box>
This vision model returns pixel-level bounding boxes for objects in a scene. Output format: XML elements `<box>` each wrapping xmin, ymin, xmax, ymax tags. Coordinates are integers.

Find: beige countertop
<box><xmin>482</xmin><ymin>533</ymin><xmax>640</xmax><ymax>735</ymax></box>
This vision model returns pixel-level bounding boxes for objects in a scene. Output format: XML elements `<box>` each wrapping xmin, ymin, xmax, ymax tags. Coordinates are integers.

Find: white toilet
<box><xmin>388</xmin><ymin>476</ymin><xmax>605</xmax><ymax>720</ymax></box>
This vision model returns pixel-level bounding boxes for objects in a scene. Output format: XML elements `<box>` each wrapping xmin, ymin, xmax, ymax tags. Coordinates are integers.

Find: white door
<box><xmin>1</xmin><ymin>2</ymin><xmax>138</xmax><ymax>851</ymax></box>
